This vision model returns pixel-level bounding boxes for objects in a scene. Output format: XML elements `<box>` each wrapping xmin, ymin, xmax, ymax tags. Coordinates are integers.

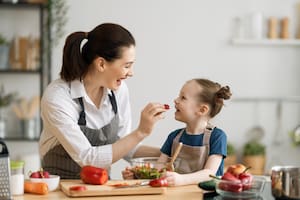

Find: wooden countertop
<box><xmin>13</xmin><ymin>181</ymin><xmax>204</xmax><ymax>200</ymax></box>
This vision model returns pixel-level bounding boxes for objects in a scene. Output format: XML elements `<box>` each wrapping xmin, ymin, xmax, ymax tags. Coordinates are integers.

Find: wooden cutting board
<box><xmin>60</xmin><ymin>180</ymin><xmax>166</xmax><ymax>197</ymax></box>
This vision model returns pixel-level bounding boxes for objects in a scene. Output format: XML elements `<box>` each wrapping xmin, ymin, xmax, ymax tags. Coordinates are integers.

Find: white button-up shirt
<box><xmin>39</xmin><ymin>79</ymin><xmax>135</xmax><ymax>169</ymax></box>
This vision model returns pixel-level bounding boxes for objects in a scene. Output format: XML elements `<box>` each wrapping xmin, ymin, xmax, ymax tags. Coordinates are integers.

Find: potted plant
<box><xmin>242</xmin><ymin>140</ymin><xmax>266</xmax><ymax>175</ymax></box>
<box><xmin>224</xmin><ymin>142</ymin><xmax>237</xmax><ymax>171</ymax></box>
<box><xmin>0</xmin><ymin>33</ymin><xmax>10</xmax><ymax>70</ymax></box>
<box><xmin>0</xmin><ymin>84</ymin><xmax>17</xmax><ymax>138</ymax></box>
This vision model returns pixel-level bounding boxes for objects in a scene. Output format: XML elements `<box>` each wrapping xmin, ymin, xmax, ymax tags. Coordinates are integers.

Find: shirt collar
<box><xmin>70</xmin><ymin>79</ymin><xmax>85</xmax><ymax>99</ymax></box>
<box><xmin>69</xmin><ymin>79</ymin><xmax>111</xmax><ymax>106</ymax></box>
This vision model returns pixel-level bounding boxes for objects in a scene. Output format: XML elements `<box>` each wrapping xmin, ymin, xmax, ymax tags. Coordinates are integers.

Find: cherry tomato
<box><xmin>149</xmin><ymin>177</ymin><xmax>168</xmax><ymax>187</ymax></box>
<box><xmin>29</xmin><ymin>171</ymin><xmax>41</xmax><ymax>178</ymax></box>
<box><xmin>69</xmin><ymin>185</ymin><xmax>87</xmax><ymax>191</ymax></box>
<box><xmin>164</xmin><ymin>104</ymin><xmax>170</xmax><ymax>109</ymax></box>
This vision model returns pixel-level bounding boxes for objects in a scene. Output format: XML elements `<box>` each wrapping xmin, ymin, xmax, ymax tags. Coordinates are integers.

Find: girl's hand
<box><xmin>137</xmin><ymin>103</ymin><xmax>169</xmax><ymax>137</ymax></box>
<box><xmin>122</xmin><ymin>167</ymin><xmax>134</xmax><ymax>180</ymax></box>
<box><xmin>165</xmin><ymin>171</ymin><xmax>185</xmax><ymax>186</ymax></box>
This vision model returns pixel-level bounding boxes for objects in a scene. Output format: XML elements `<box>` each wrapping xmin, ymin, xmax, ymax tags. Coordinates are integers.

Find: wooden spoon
<box><xmin>169</xmin><ymin>142</ymin><xmax>183</xmax><ymax>171</ymax></box>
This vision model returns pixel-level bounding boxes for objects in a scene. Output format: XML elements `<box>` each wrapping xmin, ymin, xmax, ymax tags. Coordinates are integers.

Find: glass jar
<box><xmin>10</xmin><ymin>160</ymin><xmax>24</xmax><ymax>195</ymax></box>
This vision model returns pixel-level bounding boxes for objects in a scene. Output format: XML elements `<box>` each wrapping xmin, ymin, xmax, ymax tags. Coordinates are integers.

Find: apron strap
<box><xmin>77</xmin><ymin>91</ymin><xmax>118</xmax><ymax>125</ymax></box>
<box><xmin>108</xmin><ymin>91</ymin><xmax>118</xmax><ymax>114</ymax></box>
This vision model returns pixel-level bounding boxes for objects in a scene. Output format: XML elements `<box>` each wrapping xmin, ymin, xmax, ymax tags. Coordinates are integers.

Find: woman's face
<box><xmin>102</xmin><ymin>45</ymin><xmax>135</xmax><ymax>90</ymax></box>
<box><xmin>174</xmin><ymin>80</ymin><xmax>202</xmax><ymax>123</ymax></box>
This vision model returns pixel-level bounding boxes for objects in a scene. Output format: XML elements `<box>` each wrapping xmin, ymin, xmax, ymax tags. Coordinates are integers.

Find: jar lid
<box><xmin>10</xmin><ymin>160</ymin><xmax>24</xmax><ymax>169</ymax></box>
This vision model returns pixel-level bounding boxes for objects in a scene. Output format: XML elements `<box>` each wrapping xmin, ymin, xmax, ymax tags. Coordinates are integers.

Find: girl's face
<box><xmin>174</xmin><ymin>80</ymin><xmax>202</xmax><ymax>123</ymax></box>
<box><xmin>102</xmin><ymin>45</ymin><xmax>135</xmax><ymax>90</ymax></box>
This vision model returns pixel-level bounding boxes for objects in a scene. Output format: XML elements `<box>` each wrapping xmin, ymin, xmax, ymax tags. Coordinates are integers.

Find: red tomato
<box><xmin>29</xmin><ymin>171</ymin><xmax>41</xmax><ymax>178</ymax></box>
<box><xmin>149</xmin><ymin>177</ymin><xmax>168</xmax><ymax>187</ymax></box>
<box><xmin>69</xmin><ymin>185</ymin><xmax>87</xmax><ymax>191</ymax></box>
<box><xmin>80</xmin><ymin>165</ymin><xmax>108</xmax><ymax>185</ymax></box>
<box><xmin>164</xmin><ymin>104</ymin><xmax>170</xmax><ymax>109</ymax></box>
<box><xmin>41</xmin><ymin>171</ymin><xmax>50</xmax><ymax>178</ymax></box>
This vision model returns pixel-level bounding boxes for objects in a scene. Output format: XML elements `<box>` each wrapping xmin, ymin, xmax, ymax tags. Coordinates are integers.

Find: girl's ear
<box><xmin>197</xmin><ymin>104</ymin><xmax>209</xmax><ymax>116</ymax></box>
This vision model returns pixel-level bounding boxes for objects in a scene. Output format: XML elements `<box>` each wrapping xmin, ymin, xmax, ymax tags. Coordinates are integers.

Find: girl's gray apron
<box><xmin>171</xmin><ymin>126</ymin><xmax>213</xmax><ymax>174</ymax></box>
<box><xmin>42</xmin><ymin>92</ymin><xmax>119</xmax><ymax>179</ymax></box>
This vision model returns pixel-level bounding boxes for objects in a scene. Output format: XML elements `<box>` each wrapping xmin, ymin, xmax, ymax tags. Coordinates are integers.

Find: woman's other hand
<box><xmin>137</xmin><ymin>103</ymin><xmax>169</xmax><ymax>137</ymax></box>
<box><xmin>122</xmin><ymin>167</ymin><xmax>134</xmax><ymax>180</ymax></box>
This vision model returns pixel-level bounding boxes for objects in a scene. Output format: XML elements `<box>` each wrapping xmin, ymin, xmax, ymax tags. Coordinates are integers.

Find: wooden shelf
<box><xmin>0</xmin><ymin>69</ymin><xmax>41</xmax><ymax>74</ymax></box>
<box><xmin>1</xmin><ymin>137</ymin><xmax>39</xmax><ymax>142</ymax></box>
<box><xmin>231</xmin><ymin>38</ymin><xmax>300</xmax><ymax>46</ymax></box>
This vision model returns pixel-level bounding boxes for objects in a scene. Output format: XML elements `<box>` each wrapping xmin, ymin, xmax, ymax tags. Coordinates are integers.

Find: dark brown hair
<box><xmin>60</xmin><ymin>23</ymin><xmax>136</xmax><ymax>81</ymax></box>
<box><xmin>193</xmin><ymin>78</ymin><xmax>232</xmax><ymax>118</ymax></box>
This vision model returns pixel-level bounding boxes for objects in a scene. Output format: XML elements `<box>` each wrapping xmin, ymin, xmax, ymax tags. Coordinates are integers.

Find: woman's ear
<box><xmin>95</xmin><ymin>57</ymin><xmax>105</xmax><ymax>72</ymax></box>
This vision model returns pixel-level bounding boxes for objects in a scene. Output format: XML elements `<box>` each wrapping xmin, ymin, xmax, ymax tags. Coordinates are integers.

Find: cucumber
<box><xmin>198</xmin><ymin>180</ymin><xmax>216</xmax><ymax>191</ymax></box>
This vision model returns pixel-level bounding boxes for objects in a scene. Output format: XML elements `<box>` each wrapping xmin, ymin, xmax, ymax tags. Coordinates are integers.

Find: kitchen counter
<box><xmin>13</xmin><ymin>177</ymin><xmax>275</xmax><ymax>200</ymax></box>
<box><xmin>13</xmin><ymin>181</ymin><xmax>204</xmax><ymax>200</ymax></box>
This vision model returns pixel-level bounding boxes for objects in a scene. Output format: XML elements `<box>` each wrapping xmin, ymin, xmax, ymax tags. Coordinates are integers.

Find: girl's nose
<box><xmin>174</xmin><ymin>98</ymin><xmax>178</xmax><ymax>104</ymax></box>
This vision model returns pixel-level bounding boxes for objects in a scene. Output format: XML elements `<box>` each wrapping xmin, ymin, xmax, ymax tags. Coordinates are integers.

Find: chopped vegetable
<box><xmin>24</xmin><ymin>181</ymin><xmax>48</xmax><ymax>195</ymax></box>
<box><xmin>131</xmin><ymin>164</ymin><xmax>166</xmax><ymax>179</ymax></box>
<box><xmin>69</xmin><ymin>185</ymin><xmax>87</xmax><ymax>191</ymax></box>
<box><xmin>149</xmin><ymin>177</ymin><xmax>168</xmax><ymax>187</ymax></box>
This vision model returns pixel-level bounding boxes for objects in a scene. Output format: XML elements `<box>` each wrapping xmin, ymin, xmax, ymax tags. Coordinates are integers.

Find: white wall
<box><xmin>3</xmin><ymin>0</ymin><xmax>300</xmax><ymax>179</ymax></box>
<box><xmin>51</xmin><ymin>0</ymin><xmax>300</xmax><ymax>179</ymax></box>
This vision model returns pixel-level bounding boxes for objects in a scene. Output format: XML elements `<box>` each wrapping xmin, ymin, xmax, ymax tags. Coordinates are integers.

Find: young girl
<box><xmin>122</xmin><ymin>78</ymin><xmax>232</xmax><ymax>184</ymax></box>
<box><xmin>158</xmin><ymin>78</ymin><xmax>232</xmax><ymax>186</ymax></box>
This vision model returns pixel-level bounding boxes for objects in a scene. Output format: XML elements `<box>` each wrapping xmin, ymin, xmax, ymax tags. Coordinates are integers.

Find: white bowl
<box><xmin>29</xmin><ymin>175</ymin><xmax>60</xmax><ymax>191</ymax></box>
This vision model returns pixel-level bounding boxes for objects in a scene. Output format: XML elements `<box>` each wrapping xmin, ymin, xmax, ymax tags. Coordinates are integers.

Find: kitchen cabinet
<box><xmin>0</xmin><ymin>1</ymin><xmax>51</xmax><ymax>141</ymax></box>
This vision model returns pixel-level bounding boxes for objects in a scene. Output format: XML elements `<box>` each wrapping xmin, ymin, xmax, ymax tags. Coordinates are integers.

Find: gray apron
<box><xmin>171</xmin><ymin>125</ymin><xmax>213</xmax><ymax>174</ymax></box>
<box><xmin>42</xmin><ymin>92</ymin><xmax>119</xmax><ymax>179</ymax></box>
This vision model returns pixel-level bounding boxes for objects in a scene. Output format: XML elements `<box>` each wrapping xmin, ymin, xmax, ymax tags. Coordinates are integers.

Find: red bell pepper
<box><xmin>238</xmin><ymin>172</ymin><xmax>253</xmax><ymax>190</ymax></box>
<box><xmin>80</xmin><ymin>165</ymin><xmax>108</xmax><ymax>185</ymax></box>
<box><xmin>149</xmin><ymin>177</ymin><xmax>168</xmax><ymax>187</ymax></box>
<box><xmin>220</xmin><ymin>172</ymin><xmax>243</xmax><ymax>193</ymax></box>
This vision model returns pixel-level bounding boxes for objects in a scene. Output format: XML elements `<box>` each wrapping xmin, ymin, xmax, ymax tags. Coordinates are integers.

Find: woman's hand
<box><xmin>122</xmin><ymin>167</ymin><xmax>134</xmax><ymax>180</ymax></box>
<box><xmin>165</xmin><ymin>171</ymin><xmax>185</xmax><ymax>186</ymax></box>
<box><xmin>136</xmin><ymin>103</ymin><xmax>168</xmax><ymax>137</ymax></box>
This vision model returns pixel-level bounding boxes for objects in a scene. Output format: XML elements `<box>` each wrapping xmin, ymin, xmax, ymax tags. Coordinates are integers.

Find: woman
<box><xmin>39</xmin><ymin>23</ymin><xmax>167</xmax><ymax>179</ymax></box>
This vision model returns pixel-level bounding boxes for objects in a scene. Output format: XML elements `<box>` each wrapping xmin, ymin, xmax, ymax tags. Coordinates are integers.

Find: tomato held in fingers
<box><xmin>149</xmin><ymin>177</ymin><xmax>168</xmax><ymax>187</ymax></box>
<box><xmin>80</xmin><ymin>165</ymin><xmax>108</xmax><ymax>185</ymax></box>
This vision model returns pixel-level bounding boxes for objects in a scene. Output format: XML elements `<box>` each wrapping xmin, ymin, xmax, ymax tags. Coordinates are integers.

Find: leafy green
<box><xmin>132</xmin><ymin>166</ymin><xmax>165</xmax><ymax>179</ymax></box>
<box><xmin>0</xmin><ymin>33</ymin><xmax>8</xmax><ymax>45</ymax></box>
<box><xmin>243</xmin><ymin>141</ymin><xmax>265</xmax><ymax>156</ymax></box>
<box><xmin>227</xmin><ymin>143</ymin><xmax>235</xmax><ymax>155</ymax></box>
<box><xmin>0</xmin><ymin>85</ymin><xmax>17</xmax><ymax>107</ymax></box>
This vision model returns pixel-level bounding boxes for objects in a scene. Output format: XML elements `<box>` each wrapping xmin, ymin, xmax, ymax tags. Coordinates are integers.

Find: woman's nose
<box><xmin>127</xmin><ymin>69</ymin><xmax>134</xmax><ymax>77</ymax></box>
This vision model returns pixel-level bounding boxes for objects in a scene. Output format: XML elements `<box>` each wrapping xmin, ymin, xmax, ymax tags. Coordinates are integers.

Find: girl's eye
<box><xmin>181</xmin><ymin>96</ymin><xmax>186</xmax><ymax>100</ymax></box>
